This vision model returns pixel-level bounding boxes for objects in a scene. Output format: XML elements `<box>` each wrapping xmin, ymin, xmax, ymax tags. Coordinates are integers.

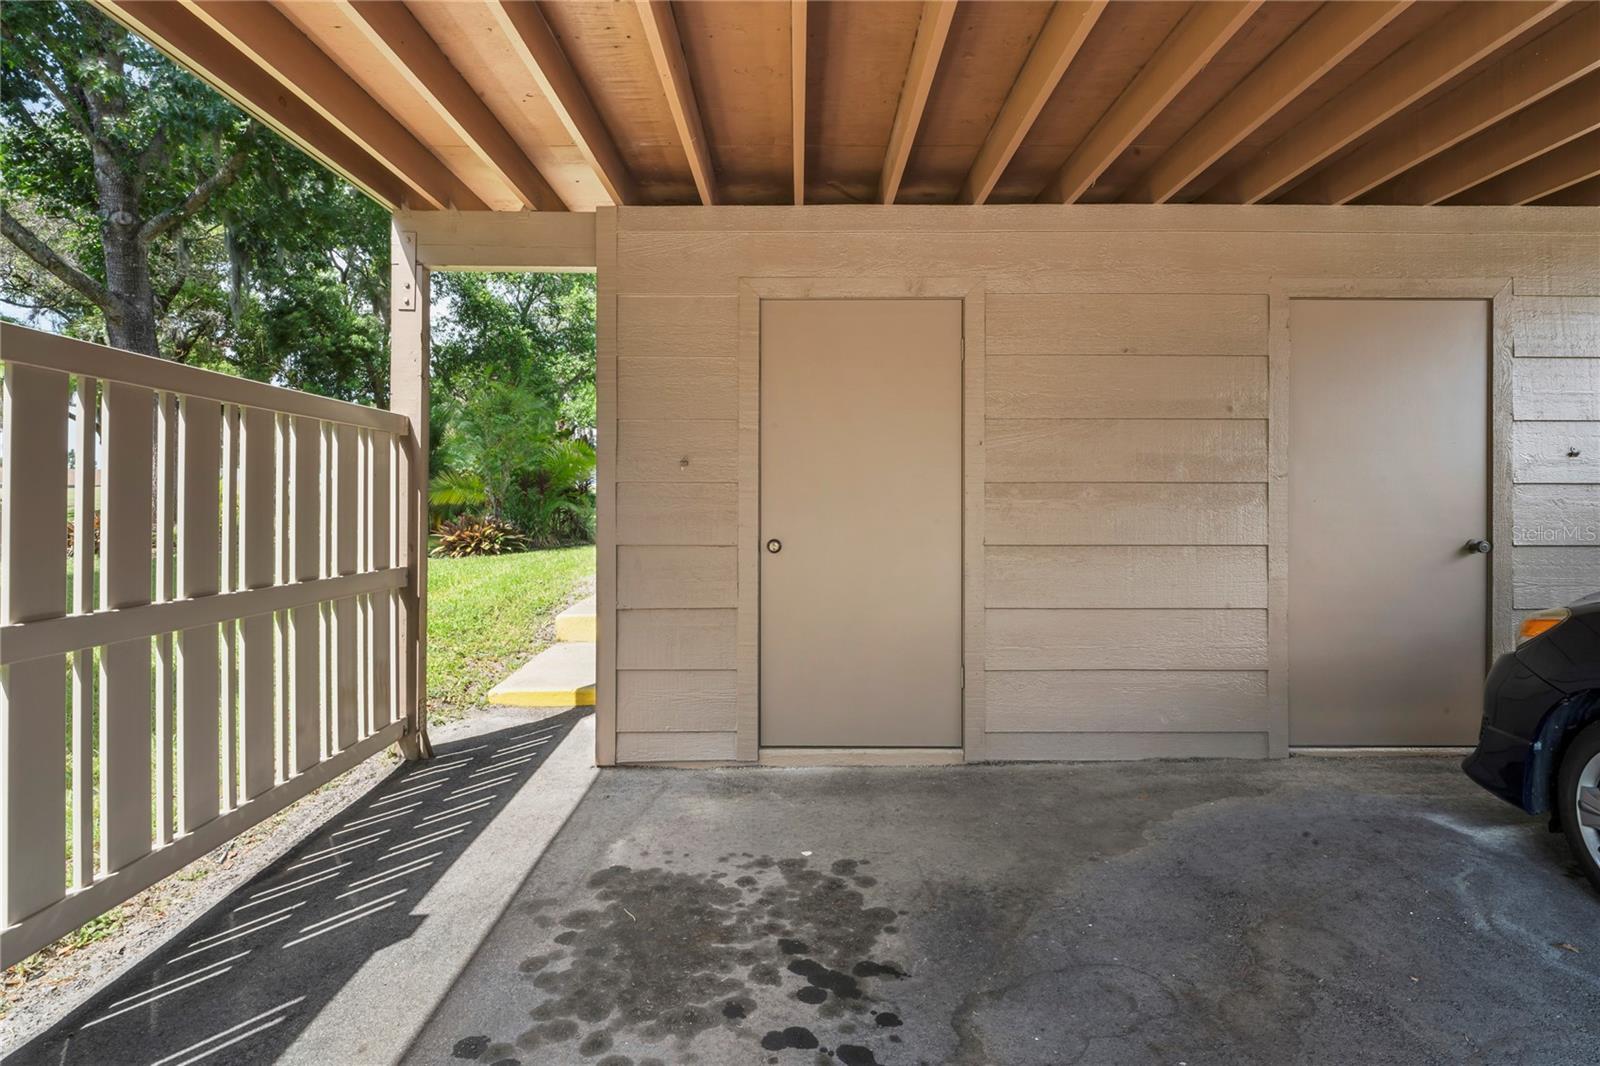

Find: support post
<box><xmin>390</xmin><ymin>220</ymin><xmax>433</xmax><ymax>760</ymax></box>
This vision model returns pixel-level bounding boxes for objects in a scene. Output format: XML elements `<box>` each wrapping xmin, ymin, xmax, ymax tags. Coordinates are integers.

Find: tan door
<box><xmin>760</xmin><ymin>299</ymin><xmax>962</xmax><ymax>747</ymax></box>
<box><xmin>1288</xmin><ymin>299</ymin><xmax>1490</xmax><ymax>746</ymax></box>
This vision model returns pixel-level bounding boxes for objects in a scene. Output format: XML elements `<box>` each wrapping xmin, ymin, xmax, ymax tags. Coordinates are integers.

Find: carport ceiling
<box><xmin>98</xmin><ymin>1</ymin><xmax>1600</xmax><ymax>212</ymax></box>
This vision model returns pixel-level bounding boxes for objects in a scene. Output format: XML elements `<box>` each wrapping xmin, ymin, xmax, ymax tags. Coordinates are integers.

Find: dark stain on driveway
<box><xmin>454</xmin><ymin>854</ymin><xmax>910</xmax><ymax>1063</ymax></box>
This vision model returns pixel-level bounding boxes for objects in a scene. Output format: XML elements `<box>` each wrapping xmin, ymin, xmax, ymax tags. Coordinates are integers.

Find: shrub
<box><xmin>429</xmin><ymin>516</ymin><xmax>529</xmax><ymax>558</ymax></box>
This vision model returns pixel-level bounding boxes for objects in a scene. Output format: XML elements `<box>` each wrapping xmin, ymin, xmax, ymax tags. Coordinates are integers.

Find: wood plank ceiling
<box><xmin>98</xmin><ymin>1</ymin><xmax>1600</xmax><ymax>211</ymax></box>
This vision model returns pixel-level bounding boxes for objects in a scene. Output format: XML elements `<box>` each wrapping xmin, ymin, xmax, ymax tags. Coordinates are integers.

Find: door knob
<box><xmin>766</xmin><ymin>538</ymin><xmax>782</xmax><ymax>554</ymax></box>
<box><xmin>1465</xmin><ymin>538</ymin><xmax>1492</xmax><ymax>554</ymax></box>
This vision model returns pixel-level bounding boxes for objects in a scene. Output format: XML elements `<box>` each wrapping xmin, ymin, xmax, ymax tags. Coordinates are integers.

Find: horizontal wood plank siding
<box><xmin>615</xmin><ymin>420</ymin><xmax>738</xmax><ymax>482</ymax></box>
<box><xmin>988</xmin><ymin>356</ymin><xmax>1267</xmax><ymax>419</ymax></box>
<box><xmin>618</xmin><ymin>296</ymin><xmax>739</xmax><ymax>360</ymax></box>
<box><xmin>1512</xmin><ymin>359</ymin><xmax>1600</xmax><ymax>421</ymax></box>
<box><xmin>986</xmin><ymin>546</ymin><xmax>1267</xmax><ymax>608</ymax></box>
<box><xmin>987</xmin><ymin>294</ymin><xmax>1268</xmax><ymax>355</ymax></box>
<box><xmin>1513</xmin><ymin>547</ymin><xmax>1600</xmax><ymax>608</ymax></box>
<box><xmin>617</xmin><ymin>546</ymin><xmax>736</xmax><ymax>609</ymax></box>
<box><xmin>1513</xmin><ymin>484</ymin><xmax>1600</xmax><ymax>545</ymax></box>
<box><xmin>616</xmin><ymin>609</ymin><xmax>737</xmax><ymax>670</ymax></box>
<box><xmin>616</xmin><ymin>483</ymin><xmax>738</xmax><ymax>545</ymax></box>
<box><xmin>986</xmin><ymin>670</ymin><xmax>1270</xmax><ymax>732</ymax></box>
<box><xmin>986</xmin><ymin>608</ymin><xmax>1269</xmax><ymax>671</ymax></box>
<box><xmin>987</xmin><ymin>419</ymin><xmax>1267</xmax><ymax>482</ymax></box>
<box><xmin>1513</xmin><ymin>422</ymin><xmax>1600</xmax><ymax>483</ymax></box>
<box><xmin>617</xmin><ymin>670</ymin><xmax>737</xmax><ymax>732</ymax></box>
<box><xmin>617</xmin><ymin>358</ymin><xmax>738</xmax><ymax>420</ymax></box>
<box><xmin>984</xmin><ymin>731</ymin><xmax>1269</xmax><ymax>760</ymax></box>
<box><xmin>986</xmin><ymin>483</ymin><xmax>1268</xmax><ymax>545</ymax></box>
<box><xmin>615</xmin><ymin>731</ymin><xmax>739</xmax><ymax>762</ymax></box>
<box><xmin>1510</xmin><ymin>296</ymin><xmax>1600</xmax><ymax>357</ymax></box>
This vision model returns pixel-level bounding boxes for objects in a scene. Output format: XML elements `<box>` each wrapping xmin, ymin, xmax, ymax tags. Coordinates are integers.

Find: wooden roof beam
<box><xmin>1122</xmin><ymin>1</ymin><xmax>1410</xmax><ymax>204</ymax></box>
<box><xmin>1375</xmin><ymin>74</ymin><xmax>1600</xmax><ymax>205</ymax></box>
<box><xmin>636</xmin><ymin>1</ymin><xmax>717</xmax><ymax>206</ymax></box>
<box><xmin>792</xmin><ymin>0</ymin><xmax>807</xmax><ymax>205</ymax></box>
<box><xmin>95</xmin><ymin>1</ymin><xmax>408</xmax><ymax>210</ymax></box>
<box><xmin>1038</xmin><ymin>0</ymin><xmax>1260</xmax><ymax>204</ymax></box>
<box><xmin>1203</xmin><ymin>0</ymin><xmax>1566</xmax><ymax>204</ymax></box>
<box><xmin>1290</xmin><ymin>3</ymin><xmax>1600</xmax><ymax>205</ymax></box>
<box><xmin>879</xmin><ymin>1</ymin><xmax>957</xmax><ymax>205</ymax></box>
<box><xmin>959</xmin><ymin>1</ymin><xmax>1107</xmax><ymax>205</ymax></box>
<box><xmin>1534</xmin><ymin>173</ymin><xmax>1600</xmax><ymax>206</ymax></box>
<box><xmin>181</xmin><ymin>0</ymin><xmax>484</xmax><ymax>211</ymax></box>
<box><xmin>488</xmin><ymin>0</ymin><xmax>638</xmax><ymax>207</ymax></box>
<box><xmin>338</xmin><ymin>0</ymin><xmax>567</xmax><ymax>212</ymax></box>
<box><xmin>1447</xmin><ymin>128</ymin><xmax>1600</xmax><ymax>206</ymax></box>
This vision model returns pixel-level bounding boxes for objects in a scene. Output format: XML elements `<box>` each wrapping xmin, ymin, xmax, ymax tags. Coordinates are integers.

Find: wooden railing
<box><xmin>1</xmin><ymin>324</ymin><xmax>420</xmax><ymax>962</ymax></box>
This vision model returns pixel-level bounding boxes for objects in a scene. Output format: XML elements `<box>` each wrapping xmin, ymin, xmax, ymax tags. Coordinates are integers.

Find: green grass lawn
<box><xmin>426</xmin><ymin>545</ymin><xmax>595</xmax><ymax>722</ymax></box>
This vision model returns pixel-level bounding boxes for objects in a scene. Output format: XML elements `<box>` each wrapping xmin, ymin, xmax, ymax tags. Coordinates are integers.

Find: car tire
<box><xmin>1556</xmin><ymin>719</ymin><xmax>1600</xmax><ymax>894</ymax></box>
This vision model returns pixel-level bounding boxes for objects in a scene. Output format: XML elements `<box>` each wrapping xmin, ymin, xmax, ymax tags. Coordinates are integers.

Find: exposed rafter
<box><xmin>636</xmin><ymin>0</ymin><xmax>718</xmax><ymax>206</ymax></box>
<box><xmin>96</xmin><ymin>0</ymin><xmax>408</xmax><ymax>210</ymax></box>
<box><xmin>1122</xmin><ymin>1</ymin><xmax>1410</xmax><ymax>204</ymax></box>
<box><xmin>880</xmin><ymin>0</ymin><xmax>957</xmax><ymax>205</ymax></box>
<box><xmin>960</xmin><ymin>0</ymin><xmax>1107</xmax><ymax>206</ymax></box>
<box><xmin>1535</xmin><ymin>174</ymin><xmax>1600</xmax><ymax>206</ymax></box>
<box><xmin>337</xmin><ymin>0</ymin><xmax>567</xmax><ymax>212</ymax></box>
<box><xmin>1038</xmin><ymin>0</ymin><xmax>1260</xmax><ymax>204</ymax></box>
<box><xmin>489</xmin><ymin>0</ymin><xmax>638</xmax><ymax>206</ymax></box>
<box><xmin>792</xmin><ymin>0</ymin><xmax>807</xmax><ymax>205</ymax></box>
<box><xmin>1447</xmin><ymin>129</ymin><xmax>1600</xmax><ymax>206</ymax></box>
<box><xmin>1204</xmin><ymin>0</ymin><xmax>1565</xmax><ymax>204</ymax></box>
<box><xmin>1290</xmin><ymin>3</ymin><xmax>1600</xmax><ymax>205</ymax></box>
<box><xmin>1375</xmin><ymin>75</ymin><xmax>1600</xmax><ymax>205</ymax></box>
<box><xmin>181</xmin><ymin>0</ymin><xmax>483</xmax><ymax>211</ymax></box>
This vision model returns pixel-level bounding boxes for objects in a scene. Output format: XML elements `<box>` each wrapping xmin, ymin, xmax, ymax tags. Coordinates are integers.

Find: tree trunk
<box><xmin>91</xmin><ymin>140</ymin><xmax>159</xmax><ymax>355</ymax></box>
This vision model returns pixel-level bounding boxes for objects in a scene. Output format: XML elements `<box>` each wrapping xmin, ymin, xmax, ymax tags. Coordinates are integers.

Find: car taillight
<box><xmin>1518</xmin><ymin>608</ymin><xmax>1570</xmax><ymax>646</ymax></box>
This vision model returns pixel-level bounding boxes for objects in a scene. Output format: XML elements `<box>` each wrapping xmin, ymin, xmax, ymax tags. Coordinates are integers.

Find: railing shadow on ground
<box><xmin>9</xmin><ymin>709</ymin><xmax>588</xmax><ymax>1066</ymax></box>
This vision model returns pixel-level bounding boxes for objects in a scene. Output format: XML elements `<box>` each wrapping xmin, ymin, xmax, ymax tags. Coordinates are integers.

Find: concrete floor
<box><xmin>12</xmin><ymin>745</ymin><xmax>1599</xmax><ymax>1065</ymax></box>
<box><xmin>407</xmin><ymin>756</ymin><xmax>1599</xmax><ymax>1066</ymax></box>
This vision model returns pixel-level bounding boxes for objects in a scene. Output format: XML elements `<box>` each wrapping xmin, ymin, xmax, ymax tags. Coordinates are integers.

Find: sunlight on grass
<box><xmin>426</xmin><ymin>546</ymin><xmax>595</xmax><ymax>722</ymax></box>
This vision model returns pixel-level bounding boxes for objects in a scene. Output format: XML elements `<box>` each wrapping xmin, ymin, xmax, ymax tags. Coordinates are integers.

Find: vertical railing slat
<box><xmin>274</xmin><ymin>413</ymin><xmax>291</xmax><ymax>782</ymax></box>
<box><xmin>371</xmin><ymin>432</ymin><xmax>393</xmax><ymax>728</ymax></box>
<box><xmin>290</xmin><ymin>417</ymin><xmax>322</xmax><ymax>773</ymax></box>
<box><xmin>177</xmin><ymin>396</ymin><xmax>222</xmax><ymax>834</ymax></box>
<box><xmin>220</xmin><ymin>404</ymin><xmax>239</xmax><ymax>811</ymax></box>
<box><xmin>70</xmin><ymin>376</ymin><xmax>98</xmax><ymax>889</ymax></box>
<box><xmin>332</xmin><ymin>423</ymin><xmax>359</xmax><ymax>750</ymax></box>
<box><xmin>153</xmin><ymin>392</ymin><xmax>177</xmax><ymax>846</ymax></box>
<box><xmin>1</xmin><ymin>363</ymin><xmax>70</xmax><ymax>924</ymax></box>
<box><xmin>98</xmin><ymin>382</ymin><xmax>155</xmax><ymax>873</ymax></box>
<box><xmin>240</xmin><ymin>407</ymin><xmax>277</xmax><ymax>799</ymax></box>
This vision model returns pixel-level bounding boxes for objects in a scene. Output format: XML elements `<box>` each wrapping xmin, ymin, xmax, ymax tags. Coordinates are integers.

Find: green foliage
<box><xmin>433</xmin><ymin>378</ymin><xmax>595</xmax><ymax>547</ymax></box>
<box><xmin>429</xmin><ymin>516</ymin><xmax>528</xmax><ymax>559</ymax></box>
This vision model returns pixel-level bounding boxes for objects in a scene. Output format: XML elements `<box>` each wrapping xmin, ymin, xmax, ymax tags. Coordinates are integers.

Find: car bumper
<box><xmin>1463</xmin><ymin>652</ymin><xmax>1568</xmax><ymax>814</ymax></box>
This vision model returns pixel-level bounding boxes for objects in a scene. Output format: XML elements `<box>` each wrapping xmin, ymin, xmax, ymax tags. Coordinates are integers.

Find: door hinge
<box><xmin>961</xmin><ymin>667</ymin><xmax>966</xmax><ymax>690</ymax></box>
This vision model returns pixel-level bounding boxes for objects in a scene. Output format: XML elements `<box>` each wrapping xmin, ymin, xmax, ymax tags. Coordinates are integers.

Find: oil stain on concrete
<box><xmin>448</xmin><ymin>853</ymin><xmax>910</xmax><ymax>1065</ymax></box>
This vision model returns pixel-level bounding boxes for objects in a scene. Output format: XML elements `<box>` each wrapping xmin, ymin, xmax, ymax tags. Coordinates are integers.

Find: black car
<box><xmin>1464</xmin><ymin>591</ymin><xmax>1600</xmax><ymax>892</ymax></box>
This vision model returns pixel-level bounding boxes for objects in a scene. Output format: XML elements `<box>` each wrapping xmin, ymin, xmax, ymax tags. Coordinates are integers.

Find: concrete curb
<box><xmin>281</xmin><ymin>713</ymin><xmax>599</xmax><ymax>1065</ymax></box>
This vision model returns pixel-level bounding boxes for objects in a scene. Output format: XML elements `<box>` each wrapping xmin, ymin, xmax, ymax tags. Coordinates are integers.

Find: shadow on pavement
<box><xmin>10</xmin><ymin>709</ymin><xmax>587</xmax><ymax>1066</ymax></box>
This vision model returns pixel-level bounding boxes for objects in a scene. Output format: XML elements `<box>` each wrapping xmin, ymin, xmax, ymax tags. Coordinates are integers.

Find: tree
<box><xmin>431</xmin><ymin>271</ymin><xmax>597</xmax><ymax>433</ymax></box>
<box><xmin>1</xmin><ymin>1</ymin><xmax>257</xmax><ymax>355</ymax></box>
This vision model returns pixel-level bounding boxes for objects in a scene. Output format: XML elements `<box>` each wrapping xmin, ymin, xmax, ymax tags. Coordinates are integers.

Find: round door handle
<box><xmin>1465</xmin><ymin>539</ymin><xmax>1492</xmax><ymax>554</ymax></box>
<box><xmin>766</xmin><ymin>538</ymin><xmax>782</xmax><ymax>554</ymax></box>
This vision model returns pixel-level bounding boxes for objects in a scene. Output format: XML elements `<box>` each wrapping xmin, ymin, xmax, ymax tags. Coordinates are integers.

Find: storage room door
<box><xmin>760</xmin><ymin>299</ymin><xmax>962</xmax><ymax>748</ymax></box>
<box><xmin>1289</xmin><ymin>299</ymin><xmax>1490</xmax><ymax>746</ymax></box>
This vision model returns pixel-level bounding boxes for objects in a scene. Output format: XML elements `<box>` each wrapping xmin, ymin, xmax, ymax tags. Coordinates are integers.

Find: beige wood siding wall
<box><xmin>596</xmin><ymin>206</ymin><xmax>1599</xmax><ymax>764</ymax></box>
<box><xmin>1510</xmin><ymin>297</ymin><xmax>1600</xmax><ymax>616</ymax></box>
